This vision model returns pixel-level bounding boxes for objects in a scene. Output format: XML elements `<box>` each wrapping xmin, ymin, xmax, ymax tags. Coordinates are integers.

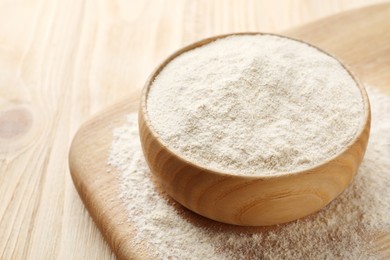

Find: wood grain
<box><xmin>138</xmin><ymin>32</ymin><xmax>371</xmax><ymax>226</ymax></box>
<box><xmin>70</xmin><ymin>97</ymin><xmax>151</xmax><ymax>260</ymax></box>
<box><xmin>0</xmin><ymin>0</ymin><xmax>389</xmax><ymax>259</ymax></box>
<box><xmin>69</xmin><ymin>4</ymin><xmax>390</xmax><ymax>259</ymax></box>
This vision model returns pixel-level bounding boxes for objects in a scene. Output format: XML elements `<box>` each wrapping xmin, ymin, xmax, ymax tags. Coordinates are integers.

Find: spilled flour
<box><xmin>108</xmin><ymin>87</ymin><xmax>390</xmax><ymax>259</ymax></box>
<box><xmin>146</xmin><ymin>35</ymin><xmax>364</xmax><ymax>176</ymax></box>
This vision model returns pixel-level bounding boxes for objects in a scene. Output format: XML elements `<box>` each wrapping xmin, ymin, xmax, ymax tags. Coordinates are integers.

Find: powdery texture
<box><xmin>147</xmin><ymin>35</ymin><xmax>364</xmax><ymax>176</ymax></box>
<box><xmin>108</xmin><ymin>87</ymin><xmax>390</xmax><ymax>260</ymax></box>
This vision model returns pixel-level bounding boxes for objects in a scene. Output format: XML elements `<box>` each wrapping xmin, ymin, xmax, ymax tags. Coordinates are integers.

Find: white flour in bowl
<box><xmin>146</xmin><ymin>34</ymin><xmax>365</xmax><ymax>176</ymax></box>
<box><xmin>108</xmin><ymin>87</ymin><xmax>390</xmax><ymax>259</ymax></box>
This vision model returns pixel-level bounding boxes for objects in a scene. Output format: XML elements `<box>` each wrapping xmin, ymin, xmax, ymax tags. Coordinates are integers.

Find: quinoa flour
<box><xmin>146</xmin><ymin>35</ymin><xmax>364</xmax><ymax>176</ymax></box>
<box><xmin>108</xmin><ymin>87</ymin><xmax>390</xmax><ymax>259</ymax></box>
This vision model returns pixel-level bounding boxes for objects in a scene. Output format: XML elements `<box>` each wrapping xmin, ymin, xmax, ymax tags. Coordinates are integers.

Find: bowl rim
<box><xmin>139</xmin><ymin>32</ymin><xmax>371</xmax><ymax>180</ymax></box>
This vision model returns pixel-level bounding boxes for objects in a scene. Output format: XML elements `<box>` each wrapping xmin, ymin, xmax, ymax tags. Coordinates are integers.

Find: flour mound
<box><xmin>108</xmin><ymin>87</ymin><xmax>389</xmax><ymax>259</ymax></box>
<box><xmin>147</xmin><ymin>35</ymin><xmax>364</xmax><ymax>176</ymax></box>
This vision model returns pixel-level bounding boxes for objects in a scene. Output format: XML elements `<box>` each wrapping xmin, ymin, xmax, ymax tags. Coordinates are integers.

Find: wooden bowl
<box><xmin>138</xmin><ymin>33</ymin><xmax>371</xmax><ymax>226</ymax></box>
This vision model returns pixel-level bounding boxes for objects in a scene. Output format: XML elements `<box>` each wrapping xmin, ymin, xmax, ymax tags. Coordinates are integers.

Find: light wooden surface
<box><xmin>138</xmin><ymin>32</ymin><xmax>371</xmax><ymax>226</ymax></box>
<box><xmin>69</xmin><ymin>4</ymin><xmax>390</xmax><ymax>259</ymax></box>
<box><xmin>0</xmin><ymin>0</ymin><xmax>389</xmax><ymax>259</ymax></box>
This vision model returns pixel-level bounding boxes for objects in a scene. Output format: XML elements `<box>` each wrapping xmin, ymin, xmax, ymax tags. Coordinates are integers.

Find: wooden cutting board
<box><xmin>69</xmin><ymin>4</ymin><xmax>390</xmax><ymax>259</ymax></box>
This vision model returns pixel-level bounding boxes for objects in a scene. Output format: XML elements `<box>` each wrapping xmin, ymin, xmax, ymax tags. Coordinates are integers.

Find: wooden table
<box><xmin>0</xmin><ymin>1</ymin><xmax>386</xmax><ymax>259</ymax></box>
